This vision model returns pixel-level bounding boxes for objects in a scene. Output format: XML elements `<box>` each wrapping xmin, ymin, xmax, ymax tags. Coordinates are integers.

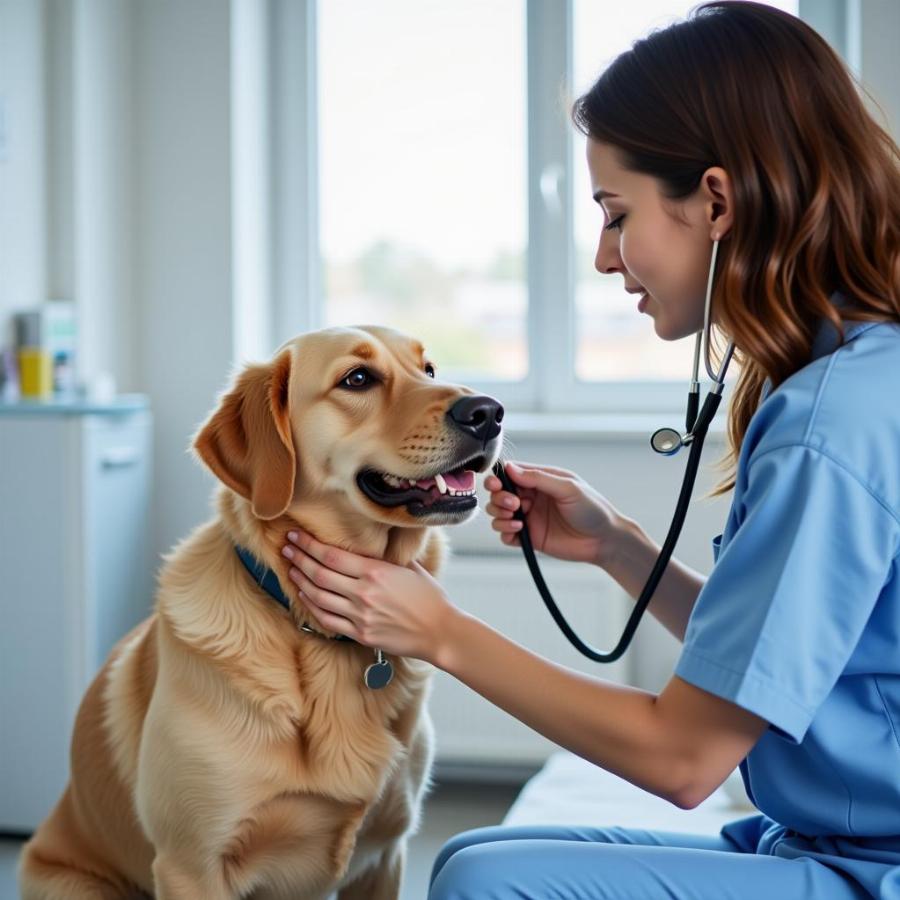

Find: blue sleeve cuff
<box><xmin>675</xmin><ymin>646</ymin><xmax>814</xmax><ymax>744</ymax></box>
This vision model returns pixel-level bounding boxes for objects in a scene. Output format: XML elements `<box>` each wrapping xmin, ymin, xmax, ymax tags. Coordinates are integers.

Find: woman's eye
<box><xmin>341</xmin><ymin>368</ymin><xmax>375</xmax><ymax>389</ymax></box>
<box><xmin>425</xmin><ymin>363</ymin><xmax>436</xmax><ymax>378</ymax></box>
<box><xmin>604</xmin><ymin>214</ymin><xmax>626</xmax><ymax>232</ymax></box>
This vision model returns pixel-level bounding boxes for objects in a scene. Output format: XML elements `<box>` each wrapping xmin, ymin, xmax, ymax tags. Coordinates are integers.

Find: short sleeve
<box><xmin>675</xmin><ymin>443</ymin><xmax>899</xmax><ymax>744</ymax></box>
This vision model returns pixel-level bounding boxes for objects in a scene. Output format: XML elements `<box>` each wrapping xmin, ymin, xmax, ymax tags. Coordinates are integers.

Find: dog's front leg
<box><xmin>337</xmin><ymin>841</ymin><xmax>405</xmax><ymax>900</ymax></box>
<box><xmin>152</xmin><ymin>854</ymin><xmax>233</xmax><ymax>900</ymax></box>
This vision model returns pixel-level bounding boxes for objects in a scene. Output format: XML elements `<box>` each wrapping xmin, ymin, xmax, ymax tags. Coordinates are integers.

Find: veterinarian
<box><xmin>280</xmin><ymin>2</ymin><xmax>900</xmax><ymax>897</ymax></box>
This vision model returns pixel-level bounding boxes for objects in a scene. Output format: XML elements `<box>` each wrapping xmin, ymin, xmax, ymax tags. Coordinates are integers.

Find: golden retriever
<box><xmin>19</xmin><ymin>325</ymin><xmax>504</xmax><ymax>899</ymax></box>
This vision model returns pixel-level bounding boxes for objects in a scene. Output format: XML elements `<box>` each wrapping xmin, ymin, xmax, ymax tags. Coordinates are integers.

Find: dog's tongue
<box><xmin>444</xmin><ymin>469</ymin><xmax>476</xmax><ymax>491</ymax></box>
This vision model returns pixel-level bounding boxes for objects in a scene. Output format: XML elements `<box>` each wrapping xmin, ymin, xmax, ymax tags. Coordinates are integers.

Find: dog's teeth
<box><xmin>434</xmin><ymin>473</ymin><xmax>448</xmax><ymax>495</ymax></box>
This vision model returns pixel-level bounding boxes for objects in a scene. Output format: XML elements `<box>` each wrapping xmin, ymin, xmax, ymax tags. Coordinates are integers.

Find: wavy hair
<box><xmin>572</xmin><ymin>0</ymin><xmax>900</xmax><ymax>497</ymax></box>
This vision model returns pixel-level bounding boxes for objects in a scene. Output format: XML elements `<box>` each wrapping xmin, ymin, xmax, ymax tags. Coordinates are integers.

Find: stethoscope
<box><xmin>491</xmin><ymin>237</ymin><xmax>736</xmax><ymax>662</ymax></box>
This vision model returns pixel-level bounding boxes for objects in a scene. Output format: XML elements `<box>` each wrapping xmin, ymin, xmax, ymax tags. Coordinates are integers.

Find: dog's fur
<box><xmin>19</xmin><ymin>325</ymin><xmax>502</xmax><ymax>899</ymax></box>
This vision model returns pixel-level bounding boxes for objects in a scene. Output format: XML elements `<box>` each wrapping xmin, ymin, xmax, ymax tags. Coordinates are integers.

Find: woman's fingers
<box><xmin>507</xmin><ymin>461</ymin><xmax>576</xmax><ymax>479</ymax></box>
<box><xmin>486</xmin><ymin>499</ymin><xmax>532</xmax><ymax>520</ymax></box>
<box><xmin>288</xmin><ymin>566</ymin><xmax>355</xmax><ymax>616</ymax></box>
<box><xmin>487</xmin><ymin>461</ymin><xmax>576</xmax><ymax>484</ymax></box>
<box><xmin>484</xmin><ymin>480</ymin><xmax>522</xmax><ymax>507</ymax></box>
<box><xmin>486</xmin><ymin>486</ymin><xmax>533</xmax><ymax>507</ymax></box>
<box><xmin>283</xmin><ymin>545</ymin><xmax>359</xmax><ymax>600</ymax></box>
<box><xmin>490</xmin><ymin>517</ymin><xmax>523</xmax><ymax>537</ymax></box>
<box><xmin>289</xmin><ymin>567</ymin><xmax>359</xmax><ymax>636</ymax></box>
<box><xmin>486</xmin><ymin>465</ymin><xmax>537</xmax><ymax>528</ymax></box>
<box><xmin>485</xmin><ymin>500</ymin><xmax>513</xmax><ymax>518</ymax></box>
<box><xmin>285</xmin><ymin>529</ymin><xmax>367</xmax><ymax>579</ymax></box>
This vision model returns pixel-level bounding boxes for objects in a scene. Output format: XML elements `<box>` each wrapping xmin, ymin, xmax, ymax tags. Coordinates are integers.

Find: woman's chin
<box><xmin>649</xmin><ymin>310</ymin><xmax>701</xmax><ymax>343</ymax></box>
<box><xmin>649</xmin><ymin>314</ymin><xmax>677</xmax><ymax>341</ymax></box>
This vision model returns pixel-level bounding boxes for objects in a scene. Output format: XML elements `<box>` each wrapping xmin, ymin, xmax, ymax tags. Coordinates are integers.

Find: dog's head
<box><xmin>191</xmin><ymin>325</ymin><xmax>504</xmax><ymax>528</ymax></box>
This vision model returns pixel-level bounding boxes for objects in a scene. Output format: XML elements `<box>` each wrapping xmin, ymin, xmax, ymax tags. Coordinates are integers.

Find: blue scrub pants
<box><xmin>428</xmin><ymin>816</ymin><xmax>870</xmax><ymax>899</ymax></box>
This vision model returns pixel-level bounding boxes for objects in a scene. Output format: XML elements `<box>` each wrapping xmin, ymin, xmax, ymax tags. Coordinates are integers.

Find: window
<box><xmin>318</xmin><ymin>0</ymin><xmax>527</xmax><ymax>382</ymax></box>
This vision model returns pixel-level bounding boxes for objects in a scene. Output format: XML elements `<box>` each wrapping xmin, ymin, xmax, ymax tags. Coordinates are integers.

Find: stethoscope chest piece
<box><xmin>650</xmin><ymin>427</ymin><xmax>685</xmax><ymax>456</ymax></box>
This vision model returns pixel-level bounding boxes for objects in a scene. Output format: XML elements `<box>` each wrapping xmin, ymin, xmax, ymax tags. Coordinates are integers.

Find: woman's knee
<box><xmin>428</xmin><ymin>826</ymin><xmax>509</xmax><ymax>890</ymax></box>
<box><xmin>428</xmin><ymin>843</ymin><xmax>502</xmax><ymax>900</ymax></box>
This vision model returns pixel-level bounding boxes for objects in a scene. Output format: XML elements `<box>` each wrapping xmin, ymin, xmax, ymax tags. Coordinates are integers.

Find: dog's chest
<box><xmin>234</xmin><ymin>645</ymin><xmax>428</xmax><ymax>792</ymax></box>
<box><xmin>221</xmin><ymin>686</ymin><xmax>432</xmax><ymax>897</ymax></box>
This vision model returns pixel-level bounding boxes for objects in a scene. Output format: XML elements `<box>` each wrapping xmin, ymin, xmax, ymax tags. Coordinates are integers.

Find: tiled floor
<box><xmin>0</xmin><ymin>780</ymin><xmax>521</xmax><ymax>899</ymax></box>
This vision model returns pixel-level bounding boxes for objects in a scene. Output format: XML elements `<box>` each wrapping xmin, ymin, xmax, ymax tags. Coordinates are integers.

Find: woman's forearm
<box><xmin>601</xmin><ymin>516</ymin><xmax>707</xmax><ymax>643</ymax></box>
<box><xmin>434</xmin><ymin>611</ymin><xmax>693</xmax><ymax>806</ymax></box>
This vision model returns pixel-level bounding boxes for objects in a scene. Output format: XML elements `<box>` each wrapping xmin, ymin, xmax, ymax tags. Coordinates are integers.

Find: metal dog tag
<box><xmin>364</xmin><ymin>648</ymin><xmax>394</xmax><ymax>690</ymax></box>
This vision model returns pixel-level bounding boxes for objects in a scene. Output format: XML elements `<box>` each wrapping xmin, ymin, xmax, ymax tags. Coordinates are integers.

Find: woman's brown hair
<box><xmin>572</xmin><ymin>0</ymin><xmax>900</xmax><ymax>497</ymax></box>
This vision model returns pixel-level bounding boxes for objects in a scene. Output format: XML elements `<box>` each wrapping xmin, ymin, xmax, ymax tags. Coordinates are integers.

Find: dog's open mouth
<box><xmin>357</xmin><ymin>454</ymin><xmax>487</xmax><ymax>517</ymax></box>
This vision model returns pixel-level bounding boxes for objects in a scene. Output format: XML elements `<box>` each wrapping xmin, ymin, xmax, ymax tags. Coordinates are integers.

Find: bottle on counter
<box><xmin>15</xmin><ymin>311</ymin><xmax>53</xmax><ymax>400</ymax></box>
<box><xmin>13</xmin><ymin>302</ymin><xmax>77</xmax><ymax>401</ymax></box>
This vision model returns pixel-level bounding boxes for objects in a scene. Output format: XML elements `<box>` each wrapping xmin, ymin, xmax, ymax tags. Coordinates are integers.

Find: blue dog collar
<box><xmin>233</xmin><ymin>544</ymin><xmax>356</xmax><ymax>643</ymax></box>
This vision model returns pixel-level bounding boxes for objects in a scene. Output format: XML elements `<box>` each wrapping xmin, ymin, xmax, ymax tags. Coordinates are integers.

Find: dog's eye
<box><xmin>340</xmin><ymin>368</ymin><xmax>376</xmax><ymax>390</ymax></box>
<box><xmin>425</xmin><ymin>363</ymin><xmax>436</xmax><ymax>378</ymax></box>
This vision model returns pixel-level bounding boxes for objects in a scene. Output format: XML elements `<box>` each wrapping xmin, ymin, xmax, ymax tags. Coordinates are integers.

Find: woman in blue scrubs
<box><xmin>280</xmin><ymin>1</ymin><xmax>900</xmax><ymax>896</ymax></box>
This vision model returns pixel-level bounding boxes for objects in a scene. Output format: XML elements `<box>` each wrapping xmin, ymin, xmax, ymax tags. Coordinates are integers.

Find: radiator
<box><xmin>427</xmin><ymin>552</ymin><xmax>633</xmax><ymax>771</ymax></box>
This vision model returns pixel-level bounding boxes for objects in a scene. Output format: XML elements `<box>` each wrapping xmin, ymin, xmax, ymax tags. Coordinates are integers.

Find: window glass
<box><xmin>318</xmin><ymin>0</ymin><xmax>527</xmax><ymax>380</ymax></box>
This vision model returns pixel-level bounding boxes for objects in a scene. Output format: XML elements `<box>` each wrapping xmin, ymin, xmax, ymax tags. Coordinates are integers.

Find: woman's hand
<box><xmin>281</xmin><ymin>528</ymin><xmax>458</xmax><ymax>664</ymax></box>
<box><xmin>485</xmin><ymin>461</ymin><xmax>627</xmax><ymax>568</ymax></box>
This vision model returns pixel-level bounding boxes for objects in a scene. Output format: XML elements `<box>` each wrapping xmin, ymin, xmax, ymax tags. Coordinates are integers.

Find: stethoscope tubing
<box><xmin>495</xmin><ymin>238</ymin><xmax>736</xmax><ymax>662</ymax></box>
<box><xmin>492</xmin><ymin>388</ymin><xmax>721</xmax><ymax>663</ymax></box>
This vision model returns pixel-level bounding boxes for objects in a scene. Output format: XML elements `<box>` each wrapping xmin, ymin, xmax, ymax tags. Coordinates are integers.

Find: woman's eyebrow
<box><xmin>593</xmin><ymin>189</ymin><xmax>620</xmax><ymax>203</ymax></box>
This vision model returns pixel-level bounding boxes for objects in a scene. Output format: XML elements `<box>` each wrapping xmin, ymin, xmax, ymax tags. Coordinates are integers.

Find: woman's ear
<box><xmin>701</xmin><ymin>166</ymin><xmax>734</xmax><ymax>239</ymax></box>
<box><xmin>191</xmin><ymin>349</ymin><xmax>296</xmax><ymax>519</ymax></box>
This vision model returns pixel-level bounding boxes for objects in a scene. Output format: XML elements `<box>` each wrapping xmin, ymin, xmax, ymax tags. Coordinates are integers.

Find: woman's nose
<box><xmin>595</xmin><ymin>235</ymin><xmax>621</xmax><ymax>275</ymax></box>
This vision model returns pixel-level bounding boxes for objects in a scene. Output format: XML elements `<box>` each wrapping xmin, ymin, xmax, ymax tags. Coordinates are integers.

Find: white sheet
<box><xmin>503</xmin><ymin>751</ymin><xmax>757</xmax><ymax>836</ymax></box>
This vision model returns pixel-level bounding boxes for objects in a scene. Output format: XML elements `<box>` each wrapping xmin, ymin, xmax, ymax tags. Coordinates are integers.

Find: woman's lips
<box><xmin>637</xmin><ymin>293</ymin><xmax>649</xmax><ymax>312</ymax></box>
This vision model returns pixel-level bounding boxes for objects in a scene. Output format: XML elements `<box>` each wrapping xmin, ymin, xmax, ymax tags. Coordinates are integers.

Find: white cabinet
<box><xmin>0</xmin><ymin>397</ymin><xmax>154</xmax><ymax>833</ymax></box>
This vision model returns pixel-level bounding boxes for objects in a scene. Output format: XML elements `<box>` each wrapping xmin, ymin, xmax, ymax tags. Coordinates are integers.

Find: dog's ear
<box><xmin>191</xmin><ymin>350</ymin><xmax>296</xmax><ymax>520</ymax></box>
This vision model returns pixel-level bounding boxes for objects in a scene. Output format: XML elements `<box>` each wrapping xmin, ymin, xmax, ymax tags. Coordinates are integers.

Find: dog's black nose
<box><xmin>448</xmin><ymin>395</ymin><xmax>504</xmax><ymax>443</ymax></box>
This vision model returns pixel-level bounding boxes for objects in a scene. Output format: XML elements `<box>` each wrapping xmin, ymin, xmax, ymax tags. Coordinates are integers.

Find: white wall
<box><xmin>1</xmin><ymin>0</ymin><xmax>238</xmax><ymax>581</ymax></box>
<box><xmin>0</xmin><ymin>0</ymin><xmax>47</xmax><ymax>345</ymax></box>
<box><xmin>0</xmin><ymin>0</ymin><xmax>135</xmax><ymax>384</ymax></box>
<box><xmin>131</xmin><ymin>0</ymin><xmax>236</xmax><ymax>551</ymax></box>
<box><xmin>69</xmin><ymin>0</ymin><xmax>135</xmax><ymax>392</ymax></box>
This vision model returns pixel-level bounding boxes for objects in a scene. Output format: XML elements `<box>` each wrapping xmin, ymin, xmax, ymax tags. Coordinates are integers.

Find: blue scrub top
<box><xmin>674</xmin><ymin>295</ymin><xmax>900</xmax><ymax>896</ymax></box>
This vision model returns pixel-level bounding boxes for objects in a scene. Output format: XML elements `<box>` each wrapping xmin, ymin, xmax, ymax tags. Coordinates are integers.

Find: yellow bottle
<box><xmin>18</xmin><ymin>347</ymin><xmax>54</xmax><ymax>400</ymax></box>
